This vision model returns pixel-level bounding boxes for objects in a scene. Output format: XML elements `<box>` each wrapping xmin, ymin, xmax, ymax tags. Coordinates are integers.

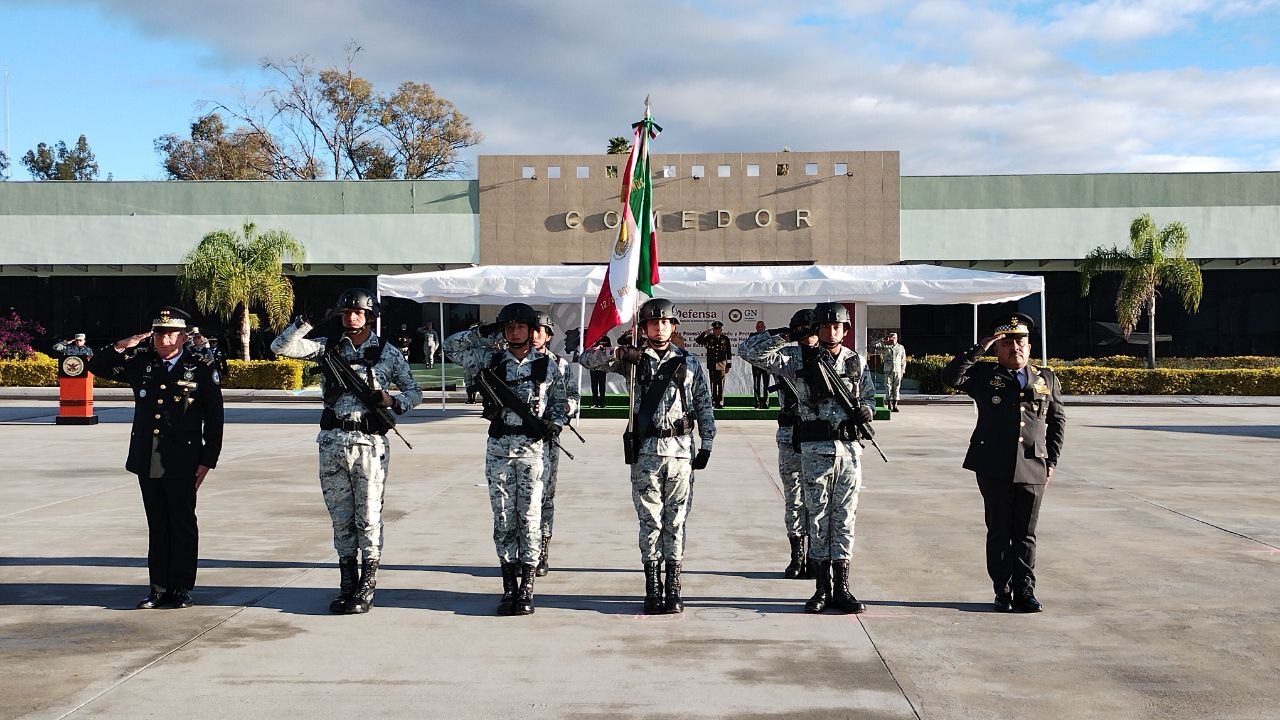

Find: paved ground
<box><xmin>2</xmin><ymin>399</ymin><xmax>1278</xmax><ymax>719</ymax></box>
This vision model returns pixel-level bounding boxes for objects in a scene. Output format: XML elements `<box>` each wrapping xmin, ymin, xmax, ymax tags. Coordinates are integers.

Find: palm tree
<box><xmin>1079</xmin><ymin>213</ymin><xmax>1203</xmax><ymax>369</ymax></box>
<box><xmin>607</xmin><ymin>136</ymin><xmax>632</xmax><ymax>155</ymax></box>
<box><xmin>177</xmin><ymin>222</ymin><xmax>306</xmax><ymax>360</ymax></box>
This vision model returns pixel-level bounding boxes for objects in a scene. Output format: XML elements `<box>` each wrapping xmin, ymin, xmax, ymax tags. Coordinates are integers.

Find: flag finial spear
<box><xmin>643</xmin><ymin>95</ymin><xmax>651</xmax><ymax>117</ymax></box>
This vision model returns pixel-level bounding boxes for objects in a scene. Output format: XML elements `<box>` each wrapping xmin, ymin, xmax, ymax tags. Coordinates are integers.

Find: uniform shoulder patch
<box><xmin>212</xmin><ymin>370</ymin><xmax>221</xmax><ymax>385</ymax></box>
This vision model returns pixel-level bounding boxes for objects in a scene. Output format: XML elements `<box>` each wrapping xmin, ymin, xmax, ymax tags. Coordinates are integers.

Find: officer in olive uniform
<box><xmin>529</xmin><ymin>310</ymin><xmax>581</xmax><ymax>576</ymax></box>
<box><xmin>271</xmin><ymin>288</ymin><xmax>423</xmax><ymax>615</ymax></box>
<box><xmin>443</xmin><ymin>303</ymin><xmax>570</xmax><ymax>616</ymax></box>
<box><xmin>740</xmin><ymin>302</ymin><xmax>876</xmax><ymax>614</ymax></box>
<box><xmin>89</xmin><ymin>307</ymin><xmax>224</xmax><ymax>610</ymax></box>
<box><xmin>694</xmin><ymin>321</ymin><xmax>732</xmax><ymax>409</ymax></box>
<box><xmin>941</xmin><ymin>313</ymin><xmax>1066</xmax><ymax>613</ymax></box>
<box><xmin>582</xmin><ymin>298</ymin><xmax>716</xmax><ymax>615</ymax></box>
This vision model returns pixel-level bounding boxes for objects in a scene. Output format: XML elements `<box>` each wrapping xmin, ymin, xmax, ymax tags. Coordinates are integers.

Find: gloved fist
<box><xmin>479</xmin><ymin>322</ymin><xmax>504</xmax><ymax>337</ymax></box>
<box><xmin>768</xmin><ymin>327</ymin><xmax>792</xmax><ymax>339</ymax></box>
<box><xmin>543</xmin><ymin>419</ymin><xmax>563</xmax><ymax>437</ymax></box>
<box><xmin>617</xmin><ymin>346</ymin><xmax>644</xmax><ymax>364</ymax></box>
<box><xmin>692</xmin><ymin>448</ymin><xmax>711</xmax><ymax>470</ymax></box>
<box><xmin>856</xmin><ymin>406</ymin><xmax>875</xmax><ymax>425</ymax></box>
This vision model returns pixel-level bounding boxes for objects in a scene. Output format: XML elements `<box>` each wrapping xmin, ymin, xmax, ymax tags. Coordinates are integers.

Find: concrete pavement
<box><xmin>2</xmin><ymin>400</ymin><xmax>1278</xmax><ymax>719</ymax></box>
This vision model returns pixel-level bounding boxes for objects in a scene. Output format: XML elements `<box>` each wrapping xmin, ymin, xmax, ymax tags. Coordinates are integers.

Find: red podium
<box><xmin>56</xmin><ymin>353</ymin><xmax>99</xmax><ymax>425</ymax></box>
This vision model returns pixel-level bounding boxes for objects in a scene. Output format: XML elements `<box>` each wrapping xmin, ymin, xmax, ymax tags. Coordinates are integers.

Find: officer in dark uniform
<box><xmin>694</xmin><ymin>321</ymin><xmax>733</xmax><ymax>409</ymax></box>
<box><xmin>941</xmin><ymin>313</ymin><xmax>1066</xmax><ymax>613</ymax></box>
<box><xmin>89</xmin><ymin>307</ymin><xmax>224</xmax><ymax>610</ymax></box>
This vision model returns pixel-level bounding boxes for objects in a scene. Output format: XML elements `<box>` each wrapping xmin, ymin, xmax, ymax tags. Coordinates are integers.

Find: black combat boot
<box><xmin>497</xmin><ymin>562</ymin><xmax>519</xmax><ymax>616</ymax></box>
<box><xmin>804</xmin><ymin>559</ymin><xmax>831</xmax><ymax>613</ymax></box>
<box><xmin>664</xmin><ymin>561</ymin><xmax>684</xmax><ymax>614</ymax></box>
<box><xmin>535</xmin><ymin>533</ymin><xmax>551</xmax><ymax>577</ymax></box>
<box><xmin>643</xmin><ymin>561</ymin><xmax>664</xmax><ymax>615</ymax></box>
<box><xmin>830</xmin><ymin>559</ymin><xmax>866</xmax><ymax>614</ymax></box>
<box><xmin>515</xmin><ymin>563</ymin><xmax>537</xmax><ymax>615</ymax></box>
<box><xmin>329</xmin><ymin>556</ymin><xmax>359</xmax><ymax>614</ymax></box>
<box><xmin>344</xmin><ymin>559</ymin><xmax>379</xmax><ymax>614</ymax></box>
<box><xmin>784</xmin><ymin>536</ymin><xmax>805</xmax><ymax>579</ymax></box>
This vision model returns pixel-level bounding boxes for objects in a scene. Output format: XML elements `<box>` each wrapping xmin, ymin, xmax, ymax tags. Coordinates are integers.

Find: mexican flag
<box><xmin>584</xmin><ymin>107</ymin><xmax>662</xmax><ymax>348</ymax></box>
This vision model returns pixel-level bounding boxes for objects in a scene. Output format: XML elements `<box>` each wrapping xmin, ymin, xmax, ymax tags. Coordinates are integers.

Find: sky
<box><xmin>2</xmin><ymin>0</ymin><xmax>1279</xmax><ymax>181</ymax></box>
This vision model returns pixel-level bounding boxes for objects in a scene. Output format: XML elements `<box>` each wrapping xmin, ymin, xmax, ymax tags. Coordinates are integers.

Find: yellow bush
<box><xmin>0</xmin><ymin>356</ymin><xmax>305</xmax><ymax>390</ymax></box>
<box><xmin>0</xmin><ymin>355</ymin><xmax>56</xmax><ymax>386</ymax></box>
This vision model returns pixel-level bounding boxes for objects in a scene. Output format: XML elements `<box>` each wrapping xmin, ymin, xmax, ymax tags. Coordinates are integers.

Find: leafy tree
<box><xmin>1079</xmin><ymin>213</ymin><xmax>1203</xmax><ymax>369</ymax></box>
<box><xmin>0</xmin><ymin>311</ymin><xmax>46</xmax><ymax>360</ymax></box>
<box><xmin>607</xmin><ymin>136</ymin><xmax>632</xmax><ymax>155</ymax></box>
<box><xmin>208</xmin><ymin>44</ymin><xmax>482</xmax><ymax>180</ymax></box>
<box><xmin>176</xmin><ymin>222</ymin><xmax>306</xmax><ymax>360</ymax></box>
<box><xmin>154</xmin><ymin>113</ymin><xmax>275</xmax><ymax>180</ymax></box>
<box><xmin>0</xmin><ymin>150</ymin><xmax>9</xmax><ymax>180</ymax></box>
<box><xmin>21</xmin><ymin>135</ymin><xmax>101</xmax><ymax>180</ymax></box>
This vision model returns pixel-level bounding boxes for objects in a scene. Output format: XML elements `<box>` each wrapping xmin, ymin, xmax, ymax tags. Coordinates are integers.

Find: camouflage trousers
<box><xmin>800</xmin><ymin>442</ymin><xmax>863</xmax><ymax>561</ymax></box>
<box><xmin>318</xmin><ymin>432</ymin><xmax>390</xmax><ymax>561</ymax></box>
<box><xmin>631</xmin><ymin>453</ymin><xmax>694</xmax><ymax>563</ymax></box>
<box><xmin>486</xmin><ymin>453</ymin><xmax>545</xmax><ymax>565</ymax></box>
<box><xmin>540</xmin><ymin>444</ymin><xmax>560</xmax><ymax>536</ymax></box>
<box><xmin>777</xmin><ymin>428</ymin><xmax>807</xmax><ymax>537</ymax></box>
<box><xmin>884</xmin><ymin>372</ymin><xmax>903</xmax><ymax>406</ymax></box>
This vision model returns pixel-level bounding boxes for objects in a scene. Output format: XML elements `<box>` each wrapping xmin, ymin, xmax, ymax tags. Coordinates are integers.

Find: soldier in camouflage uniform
<box><xmin>582</xmin><ymin>298</ymin><xmax>716</xmax><ymax>615</ymax></box>
<box><xmin>877</xmin><ymin>332</ymin><xmax>907</xmax><ymax>411</ymax></box>
<box><xmin>764</xmin><ymin>309</ymin><xmax>819</xmax><ymax>579</ymax></box>
<box><xmin>443</xmin><ymin>303</ymin><xmax>570</xmax><ymax>616</ymax></box>
<box><xmin>529</xmin><ymin>310</ymin><xmax>580</xmax><ymax>576</ymax></box>
<box><xmin>740</xmin><ymin>302</ymin><xmax>876</xmax><ymax>614</ymax></box>
<box><xmin>271</xmin><ymin>288</ymin><xmax>422</xmax><ymax>615</ymax></box>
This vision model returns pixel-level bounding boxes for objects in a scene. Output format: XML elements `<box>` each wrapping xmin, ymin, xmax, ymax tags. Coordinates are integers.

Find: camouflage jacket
<box><xmin>271</xmin><ymin>319</ymin><xmax>422</xmax><ymax>444</ymax></box>
<box><xmin>546</xmin><ymin>352</ymin><xmax>581</xmax><ymax>420</ymax></box>
<box><xmin>443</xmin><ymin>328</ymin><xmax>570</xmax><ymax>458</ymax></box>
<box><xmin>582</xmin><ymin>344</ymin><xmax>715</xmax><ymax>458</ymax></box>
<box><xmin>876</xmin><ymin>342</ymin><xmax>907</xmax><ymax>375</ymax></box>
<box><xmin>739</xmin><ymin>332</ymin><xmax>875</xmax><ymax>456</ymax></box>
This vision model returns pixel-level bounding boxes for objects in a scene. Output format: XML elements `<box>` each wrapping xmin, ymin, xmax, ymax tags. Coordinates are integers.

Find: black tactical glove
<box><xmin>618</xmin><ymin>345</ymin><xmax>644</xmax><ymax>365</ymax></box>
<box><xmin>479</xmin><ymin>321</ymin><xmax>503</xmax><ymax>337</ymax></box>
<box><xmin>768</xmin><ymin>327</ymin><xmax>792</xmax><ymax>339</ymax></box>
<box><xmin>856</xmin><ymin>405</ymin><xmax>875</xmax><ymax>425</ymax></box>
<box><xmin>543</xmin><ymin>419</ymin><xmax>563</xmax><ymax>437</ymax></box>
<box><xmin>692</xmin><ymin>448</ymin><xmax>711</xmax><ymax>470</ymax></box>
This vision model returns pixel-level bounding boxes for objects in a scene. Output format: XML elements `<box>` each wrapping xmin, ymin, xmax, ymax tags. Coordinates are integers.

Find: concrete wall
<box><xmin>478</xmin><ymin>151</ymin><xmax>900</xmax><ymax>266</ymax></box>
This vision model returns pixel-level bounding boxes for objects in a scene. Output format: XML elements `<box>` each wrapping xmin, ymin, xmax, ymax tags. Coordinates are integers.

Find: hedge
<box><xmin>901</xmin><ymin>354</ymin><xmax>1280</xmax><ymax>395</ymax></box>
<box><xmin>0</xmin><ymin>355</ymin><xmax>305</xmax><ymax>390</ymax></box>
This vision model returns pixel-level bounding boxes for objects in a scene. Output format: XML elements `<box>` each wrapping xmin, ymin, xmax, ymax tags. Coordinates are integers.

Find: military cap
<box><xmin>993</xmin><ymin>312</ymin><xmax>1034</xmax><ymax>337</ymax></box>
<box><xmin>710</xmin><ymin>321</ymin><xmax>723</xmax><ymax>328</ymax></box>
<box><xmin>152</xmin><ymin>306</ymin><xmax>191</xmax><ymax>332</ymax></box>
<box><xmin>73</xmin><ymin>333</ymin><xmax>86</xmax><ymax>341</ymax></box>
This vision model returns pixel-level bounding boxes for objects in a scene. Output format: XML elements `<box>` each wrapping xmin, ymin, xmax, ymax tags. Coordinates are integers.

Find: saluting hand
<box><xmin>979</xmin><ymin>333</ymin><xmax>1006</xmax><ymax>352</ymax></box>
<box><xmin>114</xmin><ymin>332</ymin><xmax>153</xmax><ymax>352</ymax></box>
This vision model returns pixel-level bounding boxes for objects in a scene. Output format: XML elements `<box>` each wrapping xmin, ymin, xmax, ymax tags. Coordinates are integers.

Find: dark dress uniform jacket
<box><xmin>696</xmin><ymin>332</ymin><xmax>733</xmax><ymax>372</ymax></box>
<box><xmin>941</xmin><ymin>347</ymin><xmax>1065</xmax><ymax>485</ymax></box>
<box><xmin>90</xmin><ymin>348</ymin><xmax>224</xmax><ymax>476</ymax></box>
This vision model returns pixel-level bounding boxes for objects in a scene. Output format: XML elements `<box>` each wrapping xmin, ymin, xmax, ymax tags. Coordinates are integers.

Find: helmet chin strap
<box><xmin>819</xmin><ymin>339</ymin><xmax>842</xmax><ymax>349</ymax></box>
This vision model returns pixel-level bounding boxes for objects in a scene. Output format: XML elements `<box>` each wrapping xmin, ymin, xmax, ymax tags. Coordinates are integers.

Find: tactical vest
<box><xmin>321</xmin><ymin>335</ymin><xmax>386</xmax><ymax>406</ymax></box>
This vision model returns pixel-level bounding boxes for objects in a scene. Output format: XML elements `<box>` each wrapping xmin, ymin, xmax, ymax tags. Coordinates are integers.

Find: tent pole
<box><xmin>440</xmin><ymin>302</ymin><xmax>446</xmax><ymax>412</ymax></box>
<box><xmin>577</xmin><ymin>296</ymin><xmax>587</xmax><ymax>422</ymax></box>
<box><xmin>1040</xmin><ymin>290</ymin><xmax>1048</xmax><ymax>366</ymax></box>
<box><xmin>972</xmin><ymin>304</ymin><xmax>978</xmax><ymax>345</ymax></box>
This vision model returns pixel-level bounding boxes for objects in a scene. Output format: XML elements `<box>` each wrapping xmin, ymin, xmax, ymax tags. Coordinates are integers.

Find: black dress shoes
<box><xmin>993</xmin><ymin>592</ymin><xmax>1014</xmax><ymax>612</ymax></box>
<box><xmin>1014</xmin><ymin>592</ymin><xmax>1043</xmax><ymax>613</ymax></box>
<box><xmin>136</xmin><ymin>590</ymin><xmax>169</xmax><ymax>609</ymax></box>
<box><xmin>169</xmin><ymin>589</ymin><xmax>194</xmax><ymax>609</ymax></box>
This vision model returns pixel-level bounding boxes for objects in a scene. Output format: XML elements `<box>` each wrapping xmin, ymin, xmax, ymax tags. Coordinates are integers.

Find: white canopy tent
<box><xmin>377</xmin><ymin>264</ymin><xmax>1046</xmax><ymax>408</ymax></box>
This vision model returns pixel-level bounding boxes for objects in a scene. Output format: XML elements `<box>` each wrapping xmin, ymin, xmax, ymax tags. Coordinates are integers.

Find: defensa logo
<box><xmin>676</xmin><ymin>308</ymin><xmax>718</xmax><ymax>320</ymax></box>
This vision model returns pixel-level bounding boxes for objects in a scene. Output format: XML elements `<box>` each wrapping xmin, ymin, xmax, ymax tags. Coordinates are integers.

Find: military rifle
<box><xmin>813</xmin><ymin>350</ymin><xmax>889</xmax><ymax>462</ymax></box>
<box><xmin>318</xmin><ymin>350</ymin><xmax>413</xmax><ymax>449</ymax></box>
<box><xmin>475</xmin><ymin>367</ymin><xmax>576</xmax><ymax>460</ymax></box>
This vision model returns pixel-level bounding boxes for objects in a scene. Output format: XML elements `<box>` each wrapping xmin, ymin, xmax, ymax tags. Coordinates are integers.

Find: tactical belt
<box><xmin>644</xmin><ymin>415</ymin><xmax>696</xmax><ymax>438</ymax></box>
<box><xmin>489</xmin><ymin>423</ymin><xmax>543</xmax><ymax>440</ymax></box>
<box><xmin>320</xmin><ymin>408</ymin><xmax>386</xmax><ymax>435</ymax></box>
<box><xmin>794</xmin><ymin>419</ymin><xmax>857</xmax><ymax>443</ymax></box>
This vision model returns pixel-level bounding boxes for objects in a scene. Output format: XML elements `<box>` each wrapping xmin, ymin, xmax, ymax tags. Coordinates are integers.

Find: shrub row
<box><xmin>1049</xmin><ymin>355</ymin><xmax>1280</xmax><ymax>370</ymax></box>
<box><xmin>902</xmin><ymin>355</ymin><xmax>1280</xmax><ymax>395</ymax></box>
<box><xmin>0</xmin><ymin>356</ymin><xmax>305</xmax><ymax>390</ymax></box>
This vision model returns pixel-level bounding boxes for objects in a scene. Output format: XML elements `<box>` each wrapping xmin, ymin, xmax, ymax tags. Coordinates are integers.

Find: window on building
<box><xmin>521</xmin><ymin>166</ymin><xmax>536</xmax><ymax>179</ymax></box>
<box><xmin>835</xmin><ymin>162</ymin><xmax>848</xmax><ymax>176</ymax></box>
<box><xmin>717</xmin><ymin>164</ymin><xmax>731</xmax><ymax>177</ymax></box>
<box><xmin>691</xmin><ymin>165</ymin><xmax>705</xmax><ymax>178</ymax></box>
<box><xmin>576</xmin><ymin>166</ymin><xmax>589</xmax><ymax>179</ymax></box>
<box><xmin>606</xmin><ymin>165</ymin><xmax>618</xmax><ymax>178</ymax></box>
<box><xmin>777</xmin><ymin>163</ymin><xmax>789</xmax><ymax>176</ymax></box>
<box><xmin>747</xmin><ymin>164</ymin><xmax>760</xmax><ymax>177</ymax></box>
<box><xmin>805</xmin><ymin>163</ymin><xmax>818</xmax><ymax>176</ymax></box>
<box><xmin>547</xmin><ymin>166</ymin><xmax>561</xmax><ymax>179</ymax></box>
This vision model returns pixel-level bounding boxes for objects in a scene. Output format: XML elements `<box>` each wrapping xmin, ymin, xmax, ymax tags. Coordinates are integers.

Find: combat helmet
<box><xmin>532</xmin><ymin>310</ymin><xmax>556</xmax><ymax>335</ymax></box>
<box><xmin>637</xmin><ymin>298</ymin><xmax>680</xmax><ymax>326</ymax></box>
<box><xmin>789</xmin><ymin>309</ymin><xmax>816</xmax><ymax>331</ymax></box>
<box><xmin>496</xmin><ymin>302</ymin><xmax>539</xmax><ymax>327</ymax></box>
<box><xmin>335</xmin><ymin>288</ymin><xmax>380</xmax><ymax>318</ymax></box>
<box><xmin>812</xmin><ymin>302</ymin><xmax>851</xmax><ymax>329</ymax></box>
